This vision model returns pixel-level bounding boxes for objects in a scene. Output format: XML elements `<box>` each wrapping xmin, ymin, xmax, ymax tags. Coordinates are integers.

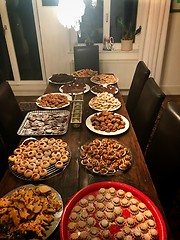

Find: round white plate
<box><xmin>36</xmin><ymin>93</ymin><xmax>72</xmax><ymax>110</ymax></box>
<box><xmin>59</xmin><ymin>84</ymin><xmax>90</xmax><ymax>95</ymax></box>
<box><xmin>4</xmin><ymin>184</ymin><xmax>63</xmax><ymax>239</ymax></box>
<box><xmin>86</xmin><ymin>113</ymin><xmax>129</xmax><ymax>135</ymax></box>
<box><xmin>48</xmin><ymin>75</ymin><xmax>74</xmax><ymax>85</ymax></box>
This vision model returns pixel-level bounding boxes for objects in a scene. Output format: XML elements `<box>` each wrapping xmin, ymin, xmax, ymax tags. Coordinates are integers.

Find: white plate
<box><xmin>3</xmin><ymin>184</ymin><xmax>63</xmax><ymax>239</ymax></box>
<box><xmin>86</xmin><ymin>113</ymin><xmax>129</xmax><ymax>135</ymax></box>
<box><xmin>90</xmin><ymin>74</ymin><xmax>119</xmax><ymax>85</ymax></box>
<box><xmin>59</xmin><ymin>84</ymin><xmax>90</xmax><ymax>95</ymax></box>
<box><xmin>36</xmin><ymin>93</ymin><xmax>72</xmax><ymax>110</ymax></box>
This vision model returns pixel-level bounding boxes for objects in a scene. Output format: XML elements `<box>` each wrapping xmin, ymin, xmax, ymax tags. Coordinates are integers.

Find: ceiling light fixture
<box><xmin>57</xmin><ymin>0</ymin><xmax>85</xmax><ymax>32</ymax></box>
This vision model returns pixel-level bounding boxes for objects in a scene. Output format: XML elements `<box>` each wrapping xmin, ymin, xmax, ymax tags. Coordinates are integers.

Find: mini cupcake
<box><xmin>104</xmin><ymin>193</ymin><xmax>112</xmax><ymax>201</ymax></box>
<box><xmin>96</xmin><ymin>193</ymin><xmax>104</xmax><ymax>202</ymax></box>
<box><xmin>72</xmin><ymin>205</ymin><xmax>82</xmax><ymax>213</ymax></box>
<box><xmin>99</xmin><ymin>219</ymin><xmax>109</xmax><ymax>229</ymax></box>
<box><xmin>115</xmin><ymin>216</ymin><xmax>125</xmax><ymax>226</ymax></box>
<box><xmin>106</xmin><ymin>202</ymin><xmax>114</xmax><ymax>212</ymax></box>
<box><xmin>139</xmin><ymin>222</ymin><xmax>148</xmax><ymax>233</ymax></box>
<box><xmin>101</xmin><ymin>229</ymin><xmax>111</xmax><ymax>239</ymax></box>
<box><xmin>87</xmin><ymin>194</ymin><xmax>95</xmax><ymax>202</ymax></box>
<box><xmin>79</xmin><ymin>198</ymin><xmax>89</xmax><ymax>207</ymax></box>
<box><xmin>67</xmin><ymin>222</ymin><xmax>77</xmax><ymax>232</ymax></box>
<box><xmin>80</xmin><ymin>210</ymin><xmax>88</xmax><ymax>221</ymax></box>
<box><xmin>117</xmin><ymin>189</ymin><xmax>125</xmax><ymax>198</ymax></box>
<box><xmin>130</xmin><ymin>198</ymin><xmax>139</xmax><ymax>206</ymax></box>
<box><xmin>89</xmin><ymin>227</ymin><xmax>99</xmax><ymax>237</ymax></box>
<box><xmin>98</xmin><ymin>187</ymin><xmax>106</xmax><ymax>195</ymax></box>
<box><xmin>120</xmin><ymin>198</ymin><xmax>130</xmax><ymax>207</ymax></box>
<box><xmin>105</xmin><ymin>212</ymin><xmax>115</xmax><ymax>222</ymax></box>
<box><xmin>108</xmin><ymin>187</ymin><xmax>116</xmax><ymax>196</ymax></box>
<box><xmin>112</xmin><ymin>197</ymin><xmax>120</xmax><ymax>206</ymax></box>
<box><xmin>77</xmin><ymin>220</ymin><xmax>86</xmax><ymax>231</ymax></box>
<box><xmin>146</xmin><ymin>219</ymin><xmax>156</xmax><ymax>228</ymax></box>
<box><xmin>123</xmin><ymin>226</ymin><xmax>131</xmax><ymax>235</ymax></box>
<box><xmin>126</xmin><ymin>217</ymin><xmax>136</xmax><ymax>228</ymax></box>
<box><xmin>133</xmin><ymin>228</ymin><xmax>142</xmax><ymax>239</ymax></box>
<box><xmin>86</xmin><ymin>204</ymin><xmax>95</xmax><ymax>214</ymax></box>
<box><xmin>129</xmin><ymin>205</ymin><xmax>139</xmax><ymax>215</ymax></box>
<box><xmin>115</xmin><ymin>231</ymin><xmax>124</xmax><ymax>240</ymax></box>
<box><xmin>136</xmin><ymin>213</ymin><xmax>145</xmax><ymax>223</ymax></box>
<box><xmin>87</xmin><ymin>217</ymin><xmax>96</xmax><ymax>227</ymax></box>
<box><xmin>95</xmin><ymin>211</ymin><xmax>105</xmax><ymax>221</ymax></box>
<box><xmin>138</xmin><ymin>202</ymin><xmax>147</xmax><ymax>212</ymax></box>
<box><xmin>114</xmin><ymin>206</ymin><xmax>123</xmax><ymax>216</ymax></box>
<box><xmin>96</xmin><ymin>202</ymin><xmax>105</xmax><ymax>211</ymax></box>
<box><xmin>149</xmin><ymin>228</ymin><xmax>158</xmax><ymax>239</ymax></box>
<box><xmin>79</xmin><ymin>230</ymin><xmax>89</xmax><ymax>240</ymax></box>
<box><xmin>125</xmin><ymin>191</ymin><xmax>133</xmax><ymax>200</ymax></box>
<box><xmin>144</xmin><ymin>210</ymin><xmax>153</xmax><ymax>219</ymax></box>
<box><xmin>69</xmin><ymin>212</ymin><xmax>79</xmax><ymax>222</ymax></box>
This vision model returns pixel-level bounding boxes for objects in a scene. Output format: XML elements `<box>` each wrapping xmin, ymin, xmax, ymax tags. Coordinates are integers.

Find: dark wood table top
<box><xmin>0</xmin><ymin>78</ymin><xmax>172</xmax><ymax>239</ymax></box>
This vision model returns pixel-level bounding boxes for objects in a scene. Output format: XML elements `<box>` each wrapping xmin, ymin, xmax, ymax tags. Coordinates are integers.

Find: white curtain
<box><xmin>139</xmin><ymin>0</ymin><xmax>171</xmax><ymax>84</ymax></box>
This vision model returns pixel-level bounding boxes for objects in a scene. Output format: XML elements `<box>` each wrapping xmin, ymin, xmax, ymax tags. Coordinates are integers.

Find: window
<box><xmin>78</xmin><ymin>0</ymin><xmax>138</xmax><ymax>44</ymax></box>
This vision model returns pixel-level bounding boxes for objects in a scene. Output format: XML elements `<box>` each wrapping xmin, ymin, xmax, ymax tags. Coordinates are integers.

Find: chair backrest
<box><xmin>0</xmin><ymin>134</ymin><xmax>8</xmax><ymax>180</ymax></box>
<box><xmin>145</xmin><ymin>101</ymin><xmax>180</xmax><ymax>208</ymax></box>
<box><xmin>126</xmin><ymin>61</ymin><xmax>150</xmax><ymax>119</ymax></box>
<box><xmin>0</xmin><ymin>81</ymin><xmax>23</xmax><ymax>154</ymax></box>
<box><xmin>74</xmin><ymin>45</ymin><xmax>99</xmax><ymax>73</ymax></box>
<box><xmin>131</xmin><ymin>77</ymin><xmax>166</xmax><ymax>153</ymax></box>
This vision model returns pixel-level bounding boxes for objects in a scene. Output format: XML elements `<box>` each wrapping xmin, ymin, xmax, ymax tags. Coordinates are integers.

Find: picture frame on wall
<box><xmin>171</xmin><ymin>0</ymin><xmax>180</xmax><ymax>12</ymax></box>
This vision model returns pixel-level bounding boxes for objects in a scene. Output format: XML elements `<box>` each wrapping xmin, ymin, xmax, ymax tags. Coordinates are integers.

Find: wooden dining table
<box><xmin>0</xmin><ymin>77</ymin><xmax>172</xmax><ymax>239</ymax></box>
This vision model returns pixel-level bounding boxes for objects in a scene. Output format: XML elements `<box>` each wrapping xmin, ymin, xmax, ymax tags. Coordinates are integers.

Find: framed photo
<box><xmin>171</xmin><ymin>0</ymin><xmax>180</xmax><ymax>12</ymax></box>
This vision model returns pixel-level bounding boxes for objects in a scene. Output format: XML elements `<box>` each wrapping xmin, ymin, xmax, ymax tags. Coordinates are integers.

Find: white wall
<box><xmin>160</xmin><ymin>12</ymin><xmax>180</xmax><ymax>94</ymax></box>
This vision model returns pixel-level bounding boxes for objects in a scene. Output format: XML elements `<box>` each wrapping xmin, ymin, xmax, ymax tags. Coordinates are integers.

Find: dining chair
<box><xmin>74</xmin><ymin>45</ymin><xmax>100</xmax><ymax>73</ymax></box>
<box><xmin>126</xmin><ymin>61</ymin><xmax>150</xmax><ymax>119</ymax></box>
<box><xmin>130</xmin><ymin>77</ymin><xmax>166</xmax><ymax>153</ymax></box>
<box><xmin>0</xmin><ymin>81</ymin><xmax>24</xmax><ymax>155</ymax></box>
<box><xmin>0</xmin><ymin>134</ymin><xmax>8</xmax><ymax>180</ymax></box>
<box><xmin>145</xmin><ymin>101</ymin><xmax>180</xmax><ymax>212</ymax></box>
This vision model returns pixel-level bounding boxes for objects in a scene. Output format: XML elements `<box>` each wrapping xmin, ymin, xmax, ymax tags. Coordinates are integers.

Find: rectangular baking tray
<box><xmin>17</xmin><ymin>110</ymin><xmax>70</xmax><ymax>136</ymax></box>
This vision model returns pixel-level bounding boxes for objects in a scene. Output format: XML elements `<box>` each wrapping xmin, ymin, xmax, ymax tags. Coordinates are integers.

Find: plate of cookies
<box><xmin>89</xmin><ymin>92</ymin><xmax>121</xmax><ymax>111</ymax></box>
<box><xmin>0</xmin><ymin>184</ymin><xmax>63</xmax><ymax>239</ymax></box>
<box><xmin>48</xmin><ymin>73</ymin><xmax>75</xmax><ymax>84</ymax></box>
<box><xmin>8</xmin><ymin>137</ymin><xmax>71</xmax><ymax>181</ymax></box>
<box><xmin>36</xmin><ymin>93</ymin><xmax>72</xmax><ymax>109</ymax></box>
<box><xmin>79</xmin><ymin>138</ymin><xmax>132</xmax><ymax>175</ymax></box>
<box><xmin>90</xmin><ymin>84</ymin><xmax>119</xmax><ymax>95</ymax></box>
<box><xmin>86</xmin><ymin>111</ymin><xmax>129</xmax><ymax>136</ymax></box>
<box><xmin>72</xmin><ymin>69</ymin><xmax>98</xmax><ymax>78</ymax></box>
<box><xmin>90</xmin><ymin>74</ymin><xmax>119</xmax><ymax>85</ymax></box>
<box><xmin>60</xmin><ymin>181</ymin><xmax>167</xmax><ymax>240</ymax></box>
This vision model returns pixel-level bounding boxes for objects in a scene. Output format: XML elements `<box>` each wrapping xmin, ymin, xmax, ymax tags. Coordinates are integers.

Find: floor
<box><xmin>16</xmin><ymin>94</ymin><xmax>180</xmax><ymax>240</ymax></box>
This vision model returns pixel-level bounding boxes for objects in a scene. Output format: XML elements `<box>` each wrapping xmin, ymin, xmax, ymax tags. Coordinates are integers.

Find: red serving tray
<box><xmin>60</xmin><ymin>181</ymin><xmax>167</xmax><ymax>240</ymax></box>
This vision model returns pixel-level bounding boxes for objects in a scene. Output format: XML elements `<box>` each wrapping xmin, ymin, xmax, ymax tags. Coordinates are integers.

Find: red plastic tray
<box><xmin>60</xmin><ymin>181</ymin><xmax>167</xmax><ymax>239</ymax></box>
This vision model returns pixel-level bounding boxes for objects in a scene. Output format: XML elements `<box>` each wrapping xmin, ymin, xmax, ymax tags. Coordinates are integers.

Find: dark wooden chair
<box><xmin>74</xmin><ymin>45</ymin><xmax>99</xmax><ymax>73</ymax></box>
<box><xmin>0</xmin><ymin>134</ymin><xmax>8</xmax><ymax>180</ymax></box>
<box><xmin>145</xmin><ymin>101</ymin><xmax>180</xmax><ymax>212</ymax></box>
<box><xmin>126</xmin><ymin>61</ymin><xmax>150</xmax><ymax>119</ymax></box>
<box><xmin>0</xmin><ymin>81</ymin><xmax>24</xmax><ymax>155</ymax></box>
<box><xmin>131</xmin><ymin>77</ymin><xmax>165</xmax><ymax>153</ymax></box>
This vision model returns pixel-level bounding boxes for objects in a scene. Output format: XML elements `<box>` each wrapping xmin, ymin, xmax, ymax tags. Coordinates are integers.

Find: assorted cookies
<box><xmin>91</xmin><ymin>74</ymin><xmax>119</xmax><ymax>85</ymax></box>
<box><xmin>72</xmin><ymin>69</ymin><xmax>98</xmax><ymax>77</ymax></box>
<box><xmin>8</xmin><ymin>137</ymin><xmax>70</xmax><ymax>180</ymax></box>
<box><xmin>66</xmin><ymin>186</ymin><xmax>159</xmax><ymax>240</ymax></box>
<box><xmin>90</xmin><ymin>111</ymin><xmax>126</xmax><ymax>132</ymax></box>
<box><xmin>49</xmin><ymin>73</ymin><xmax>74</xmax><ymax>84</ymax></box>
<box><xmin>91</xmin><ymin>84</ymin><xmax>119</xmax><ymax>95</ymax></box>
<box><xmin>89</xmin><ymin>92</ymin><xmax>121</xmax><ymax>111</ymax></box>
<box><xmin>80</xmin><ymin>138</ymin><xmax>132</xmax><ymax>174</ymax></box>
<box><xmin>0</xmin><ymin>185</ymin><xmax>63</xmax><ymax>239</ymax></box>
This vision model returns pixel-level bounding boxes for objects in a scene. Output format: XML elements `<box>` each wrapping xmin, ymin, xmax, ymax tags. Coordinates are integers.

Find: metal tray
<box><xmin>17</xmin><ymin>110</ymin><xmax>70</xmax><ymax>136</ymax></box>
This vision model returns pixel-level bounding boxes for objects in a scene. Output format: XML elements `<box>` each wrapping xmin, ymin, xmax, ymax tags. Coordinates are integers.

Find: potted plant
<box><xmin>117</xmin><ymin>18</ymin><xmax>142</xmax><ymax>51</ymax></box>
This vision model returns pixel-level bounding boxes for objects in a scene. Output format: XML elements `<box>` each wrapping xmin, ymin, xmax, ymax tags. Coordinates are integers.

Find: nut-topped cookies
<box><xmin>64</xmin><ymin>185</ymin><xmax>160</xmax><ymax>240</ymax></box>
<box><xmin>72</xmin><ymin>69</ymin><xmax>98</xmax><ymax>77</ymax></box>
<box><xmin>8</xmin><ymin>137</ymin><xmax>71</xmax><ymax>180</ymax></box>
<box><xmin>80</xmin><ymin>138</ymin><xmax>132</xmax><ymax>174</ymax></box>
